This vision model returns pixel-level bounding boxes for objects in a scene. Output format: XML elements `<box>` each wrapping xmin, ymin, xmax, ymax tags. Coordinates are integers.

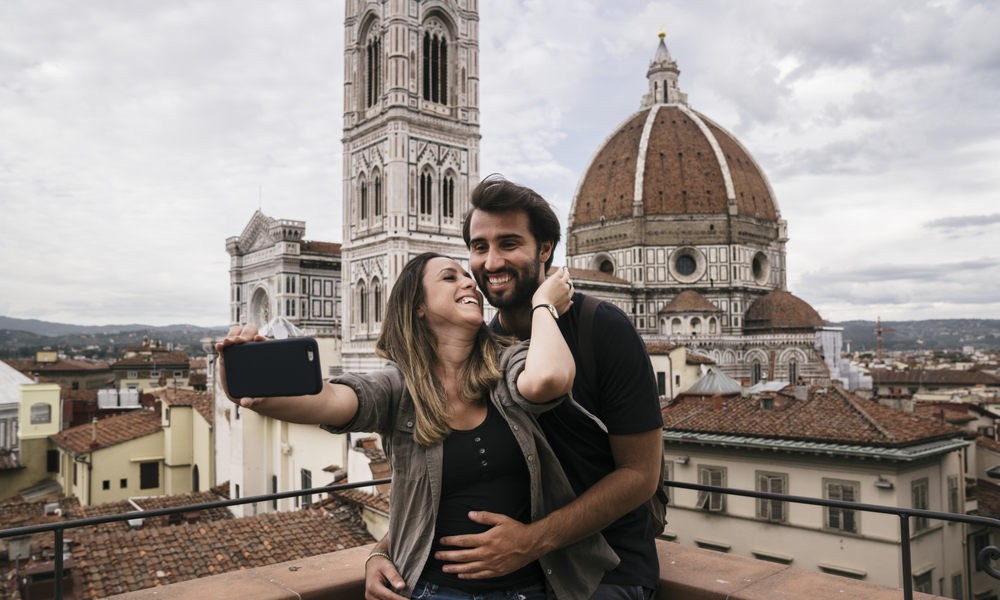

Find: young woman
<box><xmin>217</xmin><ymin>253</ymin><xmax>618</xmax><ymax>600</ymax></box>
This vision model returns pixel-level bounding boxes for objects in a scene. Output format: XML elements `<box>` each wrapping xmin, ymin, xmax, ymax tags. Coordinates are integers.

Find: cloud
<box><xmin>925</xmin><ymin>214</ymin><xmax>1000</xmax><ymax>229</ymax></box>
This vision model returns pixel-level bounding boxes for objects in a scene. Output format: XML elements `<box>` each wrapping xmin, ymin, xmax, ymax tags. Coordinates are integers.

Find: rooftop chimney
<box><xmin>89</xmin><ymin>417</ymin><xmax>100</xmax><ymax>449</ymax></box>
<box><xmin>741</xmin><ymin>379</ymin><xmax>751</xmax><ymax>398</ymax></box>
<box><xmin>713</xmin><ymin>395</ymin><xmax>724</xmax><ymax>412</ymax></box>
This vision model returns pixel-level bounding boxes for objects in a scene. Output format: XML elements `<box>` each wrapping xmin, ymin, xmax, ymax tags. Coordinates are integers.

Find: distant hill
<box><xmin>0</xmin><ymin>316</ymin><xmax>225</xmax><ymax>337</ymax></box>
<box><xmin>826</xmin><ymin>319</ymin><xmax>1000</xmax><ymax>352</ymax></box>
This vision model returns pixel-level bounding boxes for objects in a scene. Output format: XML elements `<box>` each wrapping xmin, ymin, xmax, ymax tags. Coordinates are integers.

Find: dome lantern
<box><xmin>643</xmin><ymin>32</ymin><xmax>686</xmax><ymax>108</ymax></box>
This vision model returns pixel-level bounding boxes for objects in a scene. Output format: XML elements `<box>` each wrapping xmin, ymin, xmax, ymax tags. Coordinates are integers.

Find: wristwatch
<box><xmin>532</xmin><ymin>304</ymin><xmax>559</xmax><ymax>321</ymax></box>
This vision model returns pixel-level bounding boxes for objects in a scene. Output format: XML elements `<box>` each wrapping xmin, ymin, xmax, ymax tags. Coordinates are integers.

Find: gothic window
<box><xmin>360</xmin><ymin>176</ymin><xmax>368</xmax><ymax>220</ymax></box>
<box><xmin>442</xmin><ymin>173</ymin><xmax>455</xmax><ymax>219</ymax></box>
<box><xmin>374</xmin><ymin>173</ymin><xmax>382</xmax><ymax>217</ymax></box>
<box><xmin>373</xmin><ymin>278</ymin><xmax>382</xmax><ymax>322</ymax></box>
<box><xmin>291</xmin><ymin>278</ymin><xmax>295</xmax><ymax>294</ymax></box>
<box><xmin>358</xmin><ymin>283</ymin><xmax>367</xmax><ymax>325</ymax></box>
<box><xmin>366</xmin><ymin>32</ymin><xmax>381</xmax><ymax>108</ymax></box>
<box><xmin>788</xmin><ymin>360</ymin><xmax>799</xmax><ymax>384</ymax></box>
<box><xmin>752</xmin><ymin>361</ymin><xmax>762</xmax><ymax>385</ymax></box>
<box><xmin>419</xmin><ymin>170</ymin><xmax>433</xmax><ymax>217</ymax></box>
<box><xmin>422</xmin><ymin>31</ymin><xmax>448</xmax><ymax>105</ymax></box>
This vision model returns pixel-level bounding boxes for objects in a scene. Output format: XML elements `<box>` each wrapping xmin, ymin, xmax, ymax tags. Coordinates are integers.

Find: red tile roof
<box><xmin>646</xmin><ymin>343</ymin><xmax>681</xmax><ymax>355</ymax></box>
<box><xmin>659</xmin><ymin>291</ymin><xmax>721</xmax><ymax>313</ymax></box>
<box><xmin>210</xmin><ymin>480</ymin><xmax>231</xmax><ymax>499</ymax></box>
<box><xmin>686</xmin><ymin>352</ymin><xmax>716</xmax><ymax>365</ymax></box>
<box><xmin>977</xmin><ymin>436</ymin><xmax>1000</xmax><ymax>454</ymax></box>
<box><xmin>112</xmin><ymin>353</ymin><xmax>190</xmax><ymax>368</ymax></box>
<box><xmin>61</xmin><ymin>389</ymin><xmax>99</xmax><ymax>403</ymax></box>
<box><xmin>872</xmin><ymin>370</ymin><xmax>1000</xmax><ymax>386</ymax></box>
<box><xmin>71</xmin><ymin>504</ymin><xmax>374</xmax><ymax>598</ymax></box>
<box><xmin>50</xmin><ymin>409</ymin><xmax>162</xmax><ymax>456</ymax></box>
<box><xmin>974</xmin><ymin>481</ymin><xmax>1000</xmax><ymax>520</ymax></box>
<box><xmin>74</xmin><ymin>491</ymin><xmax>231</xmax><ymax>532</ymax></box>
<box><xmin>189</xmin><ymin>373</ymin><xmax>208</xmax><ymax>386</ymax></box>
<box><xmin>189</xmin><ymin>359</ymin><xmax>207</xmax><ymax>370</ymax></box>
<box><xmin>301</xmin><ymin>241</ymin><xmax>342</xmax><ymax>255</ymax></box>
<box><xmin>662</xmin><ymin>386</ymin><xmax>964</xmax><ymax>448</ymax></box>
<box><xmin>154</xmin><ymin>388</ymin><xmax>214</xmax><ymax>424</ymax></box>
<box><xmin>327</xmin><ymin>488</ymin><xmax>390</xmax><ymax>515</ymax></box>
<box><xmin>2</xmin><ymin>358</ymin><xmax>111</xmax><ymax>372</ymax></box>
<box><xmin>0</xmin><ymin>495</ymin><xmax>80</xmax><ymax>529</ymax></box>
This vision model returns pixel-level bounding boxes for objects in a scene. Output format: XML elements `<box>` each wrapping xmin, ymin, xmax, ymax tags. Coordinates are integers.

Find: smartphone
<box><xmin>223</xmin><ymin>337</ymin><xmax>324</xmax><ymax>398</ymax></box>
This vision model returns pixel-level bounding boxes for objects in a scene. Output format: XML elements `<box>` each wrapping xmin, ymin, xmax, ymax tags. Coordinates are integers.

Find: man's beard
<box><xmin>476</xmin><ymin>257</ymin><xmax>541</xmax><ymax>310</ymax></box>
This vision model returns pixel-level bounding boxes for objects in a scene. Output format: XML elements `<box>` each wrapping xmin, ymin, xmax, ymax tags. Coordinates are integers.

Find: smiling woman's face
<box><xmin>417</xmin><ymin>256</ymin><xmax>484</xmax><ymax>336</ymax></box>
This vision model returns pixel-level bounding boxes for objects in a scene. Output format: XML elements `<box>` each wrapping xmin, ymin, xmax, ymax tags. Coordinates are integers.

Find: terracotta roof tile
<box><xmin>662</xmin><ymin>386</ymin><xmax>963</xmax><ymax>448</ymax></box>
<box><xmin>61</xmin><ymin>389</ymin><xmax>99</xmax><ymax>403</ymax></box>
<box><xmin>685</xmin><ymin>352</ymin><xmax>715</xmax><ymax>365</ymax></box>
<box><xmin>328</xmin><ymin>488</ymin><xmax>390</xmax><ymax>515</ymax></box>
<box><xmin>646</xmin><ymin>343</ymin><xmax>681</xmax><ymax>355</ymax></box>
<box><xmin>112</xmin><ymin>353</ymin><xmax>190</xmax><ymax>368</ymax></box>
<box><xmin>189</xmin><ymin>359</ymin><xmax>207</xmax><ymax>369</ymax></box>
<box><xmin>189</xmin><ymin>373</ymin><xmax>208</xmax><ymax>386</ymax></box>
<box><xmin>74</xmin><ymin>491</ymin><xmax>231</xmax><ymax>532</ymax></box>
<box><xmin>301</xmin><ymin>241</ymin><xmax>342</xmax><ymax>255</ymax></box>
<box><xmin>974</xmin><ymin>482</ymin><xmax>1000</xmax><ymax>520</ymax></box>
<box><xmin>977</xmin><ymin>436</ymin><xmax>1000</xmax><ymax>454</ymax></box>
<box><xmin>2</xmin><ymin>358</ymin><xmax>111</xmax><ymax>372</ymax></box>
<box><xmin>872</xmin><ymin>370</ymin><xmax>1000</xmax><ymax>386</ymax></box>
<box><xmin>69</xmin><ymin>503</ymin><xmax>373</xmax><ymax>598</ymax></box>
<box><xmin>211</xmin><ymin>481</ymin><xmax>231</xmax><ymax>499</ymax></box>
<box><xmin>50</xmin><ymin>409</ymin><xmax>162</xmax><ymax>456</ymax></box>
<box><xmin>0</xmin><ymin>496</ymin><xmax>80</xmax><ymax>529</ymax></box>
<box><xmin>154</xmin><ymin>388</ymin><xmax>214</xmax><ymax>424</ymax></box>
<box><xmin>658</xmin><ymin>290</ymin><xmax>722</xmax><ymax>314</ymax></box>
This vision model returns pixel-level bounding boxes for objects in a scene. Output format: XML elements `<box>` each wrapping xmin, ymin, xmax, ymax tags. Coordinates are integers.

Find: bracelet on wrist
<box><xmin>366</xmin><ymin>550</ymin><xmax>391</xmax><ymax>570</ymax></box>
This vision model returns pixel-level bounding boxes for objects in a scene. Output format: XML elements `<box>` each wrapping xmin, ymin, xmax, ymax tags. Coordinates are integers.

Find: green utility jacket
<box><xmin>323</xmin><ymin>340</ymin><xmax>619</xmax><ymax>599</ymax></box>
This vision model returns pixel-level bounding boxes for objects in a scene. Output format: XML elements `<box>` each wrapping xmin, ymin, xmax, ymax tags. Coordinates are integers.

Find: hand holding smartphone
<box><xmin>223</xmin><ymin>337</ymin><xmax>324</xmax><ymax>399</ymax></box>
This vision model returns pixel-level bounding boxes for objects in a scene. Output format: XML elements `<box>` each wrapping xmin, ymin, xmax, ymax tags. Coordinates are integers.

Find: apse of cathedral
<box><xmin>566</xmin><ymin>30</ymin><xmax>868</xmax><ymax>390</ymax></box>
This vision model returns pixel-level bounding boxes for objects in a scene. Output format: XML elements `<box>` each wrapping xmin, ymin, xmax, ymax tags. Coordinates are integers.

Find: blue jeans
<box><xmin>411</xmin><ymin>578</ymin><xmax>547</xmax><ymax>600</ymax></box>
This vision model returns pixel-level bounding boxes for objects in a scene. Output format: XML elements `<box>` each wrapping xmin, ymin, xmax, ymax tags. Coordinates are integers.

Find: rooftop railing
<box><xmin>2</xmin><ymin>477</ymin><xmax>998</xmax><ymax>600</ymax></box>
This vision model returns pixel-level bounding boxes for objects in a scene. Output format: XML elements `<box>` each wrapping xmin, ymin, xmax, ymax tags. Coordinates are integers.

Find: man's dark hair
<box><xmin>462</xmin><ymin>174</ymin><xmax>562</xmax><ymax>271</ymax></box>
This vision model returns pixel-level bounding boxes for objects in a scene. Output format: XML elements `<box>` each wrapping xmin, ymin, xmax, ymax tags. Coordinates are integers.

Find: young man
<box><xmin>366</xmin><ymin>176</ymin><xmax>663</xmax><ymax>600</ymax></box>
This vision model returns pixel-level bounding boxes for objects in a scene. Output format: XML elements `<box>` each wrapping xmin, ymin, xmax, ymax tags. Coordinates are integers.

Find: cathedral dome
<box><xmin>568</xmin><ymin>37</ymin><xmax>779</xmax><ymax>228</ymax></box>
<box><xmin>570</xmin><ymin>105</ymin><xmax>778</xmax><ymax>227</ymax></box>
<box><xmin>743</xmin><ymin>289</ymin><xmax>825</xmax><ymax>334</ymax></box>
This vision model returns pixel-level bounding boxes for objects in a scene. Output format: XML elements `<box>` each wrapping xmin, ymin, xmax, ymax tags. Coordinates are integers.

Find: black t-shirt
<box><xmin>422</xmin><ymin>400</ymin><xmax>545</xmax><ymax>591</ymax></box>
<box><xmin>489</xmin><ymin>293</ymin><xmax>663</xmax><ymax>589</ymax></box>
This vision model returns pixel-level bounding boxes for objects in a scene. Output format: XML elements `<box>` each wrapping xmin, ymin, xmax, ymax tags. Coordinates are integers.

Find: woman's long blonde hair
<box><xmin>376</xmin><ymin>253</ymin><xmax>512</xmax><ymax>446</ymax></box>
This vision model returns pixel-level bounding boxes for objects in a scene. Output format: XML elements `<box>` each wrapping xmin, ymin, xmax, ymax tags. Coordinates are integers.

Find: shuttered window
<box><xmin>825</xmin><ymin>479</ymin><xmax>859</xmax><ymax>533</ymax></box>
<box><xmin>697</xmin><ymin>466</ymin><xmax>725</xmax><ymax>512</ymax></box>
<box><xmin>756</xmin><ymin>472</ymin><xmax>787</xmax><ymax>522</ymax></box>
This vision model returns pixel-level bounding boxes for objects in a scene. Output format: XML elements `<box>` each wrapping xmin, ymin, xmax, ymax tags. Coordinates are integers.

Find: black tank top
<box><xmin>421</xmin><ymin>400</ymin><xmax>544</xmax><ymax>590</ymax></box>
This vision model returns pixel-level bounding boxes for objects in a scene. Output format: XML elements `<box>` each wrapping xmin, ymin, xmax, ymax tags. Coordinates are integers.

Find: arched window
<box><xmin>373</xmin><ymin>278</ymin><xmax>382</xmax><ymax>322</ymax></box>
<box><xmin>691</xmin><ymin>317</ymin><xmax>702</xmax><ymax>335</ymax></box>
<box><xmin>236</xmin><ymin>287</ymin><xmax>240</xmax><ymax>301</ymax></box>
<box><xmin>291</xmin><ymin>278</ymin><xmax>295</xmax><ymax>294</ymax></box>
<box><xmin>671</xmin><ymin>318</ymin><xmax>682</xmax><ymax>335</ymax></box>
<box><xmin>709</xmin><ymin>318</ymin><xmax>717</xmax><ymax>334</ymax></box>
<box><xmin>366</xmin><ymin>32</ymin><xmax>381</xmax><ymax>108</ymax></box>
<box><xmin>360</xmin><ymin>177</ymin><xmax>368</xmax><ymax>220</ymax></box>
<box><xmin>442</xmin><ymin>174</ymin><xmax>455</xmax><ymax>219</ymax></box>
<box><xmin>752</xmin><ymin>362</ymin><xmax>762</xmax><ymax>385</ymax></box>
<box><xmin>286</xmin><ymin>299</ymin><xmax>290</xmax><ymax>316</ymax></box>
<box><xmin>420</xmin><ymin>171</ymin><xmax>433</xmax><ymax>216</ymax></box>
<box><xmin>358</xmin><ymin>283</ymin><xmax>367</xmax><ymax>325</ymax></box>
<box><xmin>374</xmin><ymin>174</ymin><xmax>382</xmax><ymax>217</ymax></box>
<box><xmin>788</xmin><ymin>360</ymin><xmax>799</xmax><ymax>384</ymax></box>
<box><xmin>422</xmin><ymin>31</ymin><xmax>448</xmax><ymax>105</ymax></box>
<box><xmin>192</xmin><ymin>465</ymin><xmax>200</xmax><ymax>493</ymax></box>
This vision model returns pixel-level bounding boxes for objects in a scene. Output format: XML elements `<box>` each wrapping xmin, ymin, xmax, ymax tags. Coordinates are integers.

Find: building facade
<box><xmin>226</xmin><ymin>212</ymin><xmax>343</xmax><ymax>373</ymax></box>
<box><xmin>566</xmin><ymin>32</ymin><xmax>866</xmax><ymax>390</ymax></box>
<box><xmin>340</xmin><ymin>0</ymin><xmax>482</xmax><ymax>372</ymax></box>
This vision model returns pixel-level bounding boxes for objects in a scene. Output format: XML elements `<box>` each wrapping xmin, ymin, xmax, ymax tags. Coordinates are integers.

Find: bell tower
<box><xmin>341</xmin><ymin>0</ymin><xmax>482</xmax><ymax>372</ymax></box>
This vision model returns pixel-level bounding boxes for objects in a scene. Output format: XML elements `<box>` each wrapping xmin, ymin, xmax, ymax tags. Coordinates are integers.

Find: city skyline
<box><xmin>1</xmin><ymin>0</ymin><xmax>997</xmax><ymax>327</ymax></box>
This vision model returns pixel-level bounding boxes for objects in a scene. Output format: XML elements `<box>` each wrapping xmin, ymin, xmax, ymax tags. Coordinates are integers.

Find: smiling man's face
<box><xmin>468</xmin><ymin>209</ymin><xmax>552</xmax><ymax>310</ymax></box>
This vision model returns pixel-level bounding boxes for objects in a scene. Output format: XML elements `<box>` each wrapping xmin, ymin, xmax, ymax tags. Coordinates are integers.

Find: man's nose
<box><xmin>484</xmin><ymin>247</ymin><xmax>504</xmax><ymax>271</ymax></box>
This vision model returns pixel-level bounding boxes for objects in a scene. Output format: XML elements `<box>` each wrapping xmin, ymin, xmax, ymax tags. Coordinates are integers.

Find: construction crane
<box><xmin>874</xmin><ymin>316</ymin><xmax>895</xmax><ymax>362</ymax></box>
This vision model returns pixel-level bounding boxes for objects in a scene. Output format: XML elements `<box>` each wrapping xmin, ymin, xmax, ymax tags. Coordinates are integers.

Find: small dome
<box><xmin>658</xmin><ymin>290</ymin><xmax>722</xmax><ymax>314</ymax></box>
<box><xmin>569</xmin><ymin>105</ymin><xmax>778</xmax><ymax>227</ymax></box>
<box><xmin>744</xmin><ymin>289</ymin><xmax>825</xmax><ymax>333</ymax></box>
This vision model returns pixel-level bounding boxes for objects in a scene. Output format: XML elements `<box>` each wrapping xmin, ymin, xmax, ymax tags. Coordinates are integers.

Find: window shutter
<box><xmin>758</xmin><ymin>474</ymin><xmax>769</xmax><ymax>518</ymax></box>
<box><xmin>697</xmin><ymin>468</ymin><xmax>709</xmax><ymax>508</ymax></box>
<box><xmin>709</xmin><ymin>469</ymin><xmax>723</xmax><ymax>511</ymax></box>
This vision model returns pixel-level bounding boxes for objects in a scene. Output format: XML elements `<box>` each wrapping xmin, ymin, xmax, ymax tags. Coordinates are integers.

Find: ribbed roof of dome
<box><xmin>658</xmin><ymin>290</ymin><xmax>722</xmax><ymax>314</ymax></box>
<box><xmin>570</xmin><ymin>105</ymin><xmax>779</xmax><ymax>227</ymax></box>
<box><xmin>744</xmin><ymin>289</ymin><xmax>825</xmax><ymax>333</ymax></box>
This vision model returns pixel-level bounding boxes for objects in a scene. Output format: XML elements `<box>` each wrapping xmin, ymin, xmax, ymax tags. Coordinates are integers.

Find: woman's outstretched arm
<box><xmin>516</xmin><ymin>267</ymin><xmax>576</xmax><ymax>403</ymax></box>
<box><xmin>216</xmin><ymin>324</ymin><xmax>359</xmax><ymax>427</ymax></box>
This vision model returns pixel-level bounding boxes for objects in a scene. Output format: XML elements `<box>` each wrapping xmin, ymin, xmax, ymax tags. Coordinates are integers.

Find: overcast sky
<box><xmin>1</xmin><ymin>0</ymin><xmax>997</xmax><ymax>328</ymax></box>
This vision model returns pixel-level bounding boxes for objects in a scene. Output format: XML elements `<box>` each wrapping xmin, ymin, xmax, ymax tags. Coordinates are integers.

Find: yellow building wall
<box><xmin>0</xmin><ymin>437</ymin><xmax>58</xmax><ymax>501</ymax></box>
<box><xmin>191</xmin><ymin>410</ymin><xmax>213</xmax><ymax>493</ymax></box>
<box><xmin>71</xmin><ymin>432</ymin><xmax>165</xmax><ymax>506</ymax></box>
<box><xmin>164</xmin><ymin>404</ymin><xmax>193</xmax><ymax>495</ymax></box>
<box><xmin>18</xmin><ymin>384</ymin><xmax>61</xmax><ymax>440</ymax></box>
